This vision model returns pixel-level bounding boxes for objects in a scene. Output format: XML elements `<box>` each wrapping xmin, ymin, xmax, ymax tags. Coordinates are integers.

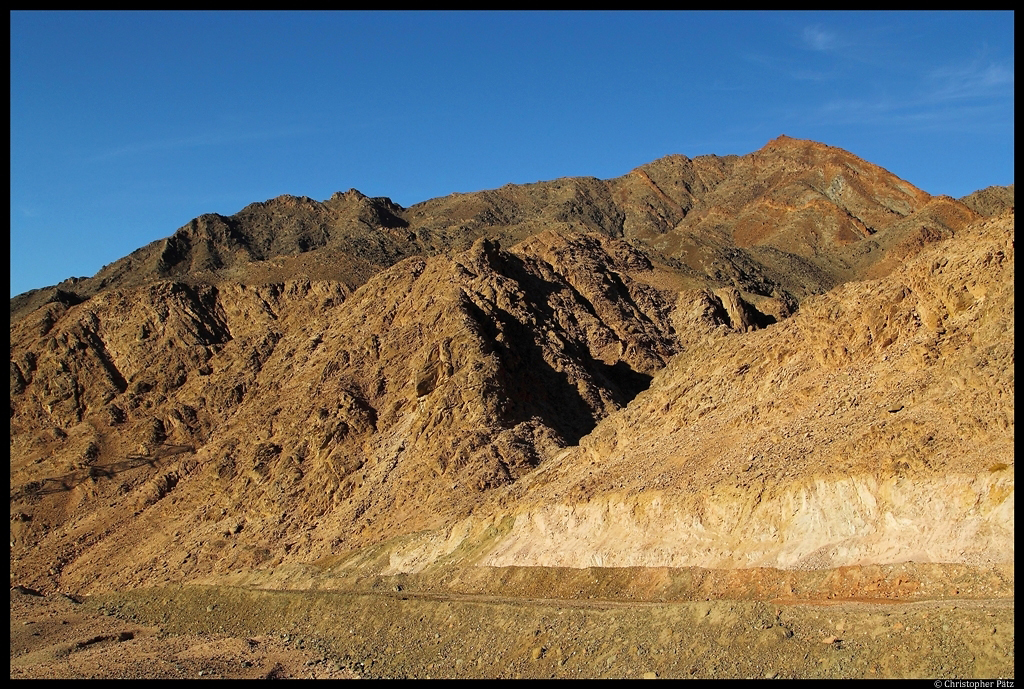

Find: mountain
<box><xmin>9</xmin><ymin>137</ymin><xmax>1012</xmax><ymax>612</ymax></box>
<box><xmin>11</xmin><ymin>135</ymin><xmax>977</xmax><ymax>322</ymax></box>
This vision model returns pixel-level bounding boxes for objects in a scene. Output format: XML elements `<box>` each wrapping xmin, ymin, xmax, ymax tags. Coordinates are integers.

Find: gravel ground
<box><xmin>10</xmin><ymin>581</ymin><xmax>1014</xmax><ymax>679</ymax></box>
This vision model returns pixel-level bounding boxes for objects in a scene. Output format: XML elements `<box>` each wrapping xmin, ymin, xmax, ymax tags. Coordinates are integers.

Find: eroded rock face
<box><xmin>10</xmin><ymin>230</ymin><xmax>713</xmax><ymax>593</ymax></box>
<box><xmin>960</xmin><ymin>183</ymin><xmax>1014</xmax><ymax>217</ymax></box>
<box><xmin>8</xmin><ymin>137</ymin><xmax>1013</xmax><ymax>596</ymax></box>
<box><xmin>390</xmin><ymin>210</ymin><xmax>1014</xmax><ymax>574</ymax></box>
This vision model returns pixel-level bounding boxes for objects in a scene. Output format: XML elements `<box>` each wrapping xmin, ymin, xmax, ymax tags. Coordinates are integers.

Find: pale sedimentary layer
<box><xmin>378</xmin><ymin>471</ymin><xmax>1013</xmax><ymax>575</ymax></box>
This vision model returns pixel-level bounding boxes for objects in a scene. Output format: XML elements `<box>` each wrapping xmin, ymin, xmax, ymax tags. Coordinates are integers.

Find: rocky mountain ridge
<box><xmin>13</xmin><ymin>135</ymin><xmax>991</xmax><ymax>320</ymax></box>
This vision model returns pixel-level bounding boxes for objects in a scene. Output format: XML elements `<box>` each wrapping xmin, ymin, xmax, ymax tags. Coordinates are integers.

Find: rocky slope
<box><xmin>9</xmin><ymin>137</ymin><xmax>1013</xmax><ymax>610</ymax></box>
<box><xmin>364</xmin><ymin>209</ymin><xmax>1014</xmax><ymax>576</ymax></box>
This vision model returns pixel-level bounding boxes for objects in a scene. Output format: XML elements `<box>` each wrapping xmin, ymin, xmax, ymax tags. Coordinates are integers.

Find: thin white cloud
<box><xmin>91</xmin><ymin>125</ymin><xmax>316</xmax><ymax>162</ymax></box>
<box><xmin>786</xmin><ymin>49</ymin><xmax>1013</xmax><ymax>135</ymax></box>
<box><xmin>809</xmin><ymin>93</ymin><xmax>1010</xmax><ymax>134</ymax></box>
<box><xmin>802</xmin><ymin>25</ymin><xmax>839</xmax><ymax>52</ymax></box>
<box><xmin>739</xmin><ymin>49</ymin><xmax>840</xmax><ymax>84</ymax></box>
<box><xmin>924</xmin><ymin>60</ymin><xmax>1014</xmax><ymax>103</ymax></box>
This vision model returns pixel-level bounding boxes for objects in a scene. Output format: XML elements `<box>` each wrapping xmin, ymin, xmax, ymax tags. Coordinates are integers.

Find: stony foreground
<box><xmin>11</xmin><ymin>564</ymin><xmax>1015</xmax><ymax>679</ymax></box>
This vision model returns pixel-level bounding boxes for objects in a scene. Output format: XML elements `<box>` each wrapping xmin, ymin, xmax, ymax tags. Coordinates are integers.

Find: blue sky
<box><xmin>10</xmin><ymin>11</ymin><xmax>1014</xmax><ymax>297</ymax></box>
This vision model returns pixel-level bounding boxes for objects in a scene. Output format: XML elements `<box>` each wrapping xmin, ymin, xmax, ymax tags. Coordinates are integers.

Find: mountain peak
<box><xmin>764</xmin><ymin>133</ymin><xmax>827</xmax><ymax>148</ymax></box>
<box><xmin>330</xmin><ymin>188</ymin><xmax>367</xmax><ymax>201</ymax></box>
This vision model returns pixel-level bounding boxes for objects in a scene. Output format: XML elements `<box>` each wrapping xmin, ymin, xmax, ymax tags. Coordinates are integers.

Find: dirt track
<box><xmin>10</xmin><ymin>583</ymin><xmax>1014</xmax><ymax>679</ymax></box>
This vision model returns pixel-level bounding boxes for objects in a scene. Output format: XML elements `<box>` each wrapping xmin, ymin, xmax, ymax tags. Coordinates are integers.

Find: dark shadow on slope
<box><xmin>597</xmin><ymin>360</ymin><xmax>653</xmax><ymax>405</ymax></box>
<box><xmin>459</xmin><ymin>248</ymin><xmax>661</xmax><ymax>446</ymax></box>
<box><xmin>48</xmin><ymin>289</ymin><xmax>88</xmax><ymax>308</ymax></box>
<box><xmin>461</xmin><ymin>298</ymin><xmax>598</xmax><ymax>446</ymax></box>
<box><xmin>12</xmin><ymin>444</ymin><xmax>195</xmax><ymax>500</ymax></box>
